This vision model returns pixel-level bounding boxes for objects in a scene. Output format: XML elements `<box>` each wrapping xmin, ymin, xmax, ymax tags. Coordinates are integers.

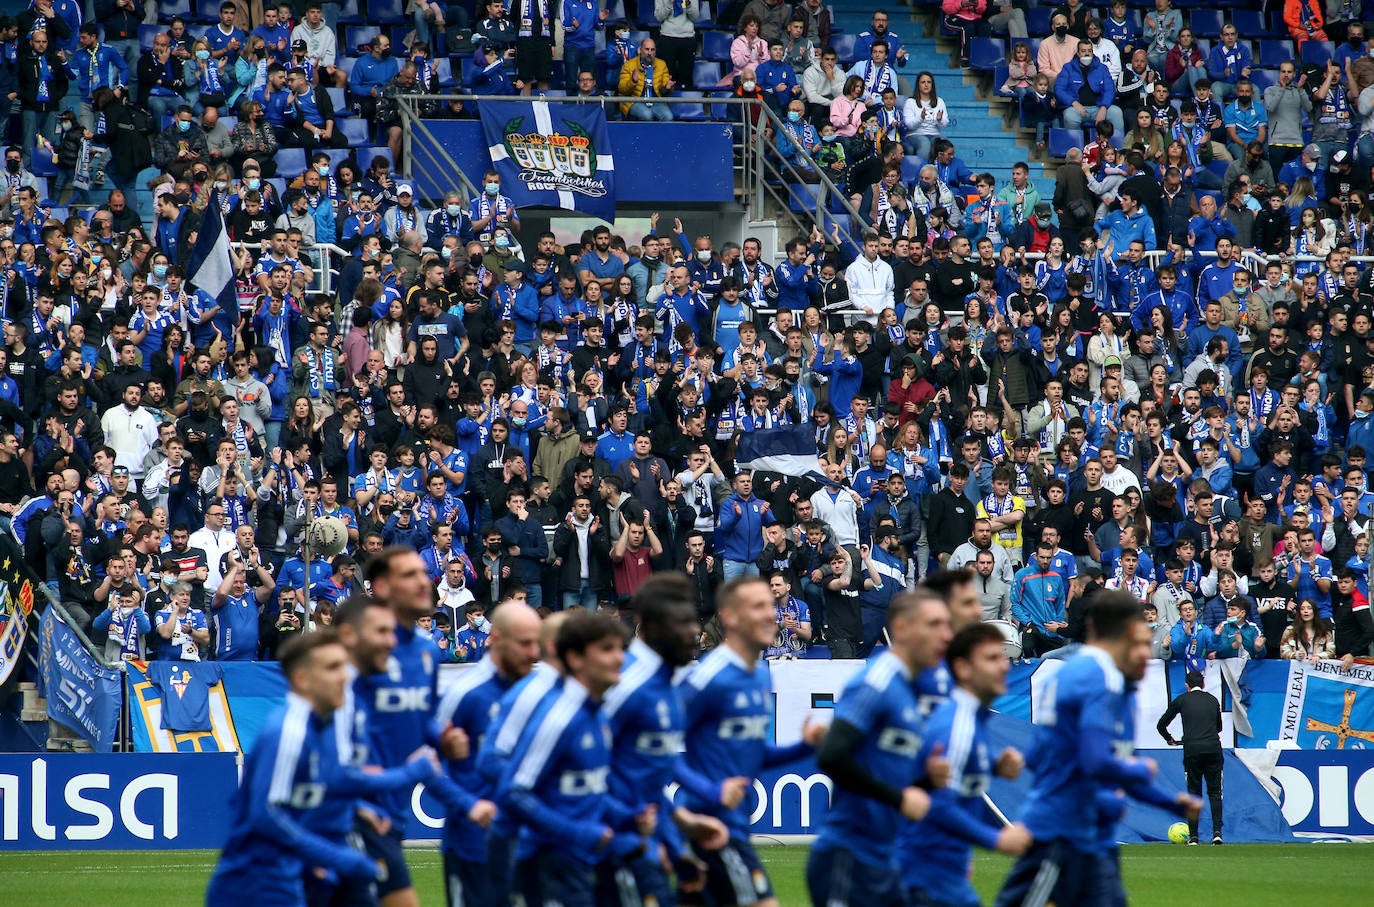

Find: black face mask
<box><xmin>486</xmin><ymin>542</ymin><xmax>502</xmax><ymax>553</ymax></box>
<box><xmin>5</xmin><ymin>160</ymin><xmax>18</xmax><ymax>174</ymax></box>
<box><xmin>1054</xmin><ymin>25</ymin><xmax>1068</xmax><ymax>38</ymax></box>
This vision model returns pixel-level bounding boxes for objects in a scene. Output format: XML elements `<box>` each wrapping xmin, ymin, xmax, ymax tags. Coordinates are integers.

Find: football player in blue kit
<box><xmin>352</xmin><ymin>547</ymin><xmax>468</xmax><ymax>907</ymax></box>
<box><xmin>206</xmin><ymin>632</ymin><xmax>386</xmax><ymax>907</ymax></box>
<box><xmin>600</xmin><ymin>573</ymin><xmax>731</xmax><ymax>907</ymax></box>
<box><xmin>500</xmin><ymin>612</ymin><xmax>653</xmax><ymax>907</ymax></box>
<box><xmin>995</xmin><ymin>592</ymin><xmax>1202</xmax><ymax>907</ymax></box>
<box><xmin>910</xmin><ymin>569</ymin><xmax>986</xmax><ymax>716</ymax></box>
<box><xmin>676</xmin><ymin>576</ymin><xmax>827</xmax><ymax>907</ymax></box>
<box><xmin>807</xmin><ymin>587</ymin><xmax>954</xmax><ymax>907</ymax></box>
<box><xmin>433</xmin><ymin>599</ymin><xmax>543</xmax><ymax>907</ymax></box>
<box><xmin>901</xmin><ymin>622</ymin><xmax>1034</xmax><ymax>907</ymax></box>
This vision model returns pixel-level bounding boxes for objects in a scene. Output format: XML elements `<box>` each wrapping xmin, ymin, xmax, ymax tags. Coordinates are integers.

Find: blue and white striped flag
<box><xmin>735</xmin><ymin>423</ymin><xmax>831</xmax><ymax>484</ymax></box>
<box><xmin>185</xmin><ymin>189</ymin><xmax>238</xmax><ymax>319</ymax></box>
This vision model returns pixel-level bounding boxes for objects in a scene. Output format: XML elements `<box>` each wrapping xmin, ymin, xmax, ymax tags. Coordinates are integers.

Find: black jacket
<box><xmin>550</xmin><ymin>518</ymin><xmax>612</xmax><ymax>593</ymax></box>
<box><xmin>927</xmin><ymin>487</ymin><xmax>975</xmax><ymax>557</ymax></box>
<box><xmin>1156</xmin><ymin>688</ymin><xmax>1223</xmax><ymax>754</ymax></box>
<box><xmin>17</xmin><ymin>46</ymin><xmax>68</xmax><ymax>112</ymax></box>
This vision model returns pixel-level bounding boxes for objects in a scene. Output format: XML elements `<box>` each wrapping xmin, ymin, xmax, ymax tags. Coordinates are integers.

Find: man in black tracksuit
<box><xmin>1157</xmin><ymin>670</ymin><xmax>1225</xmax><ymax>844</ymax></box>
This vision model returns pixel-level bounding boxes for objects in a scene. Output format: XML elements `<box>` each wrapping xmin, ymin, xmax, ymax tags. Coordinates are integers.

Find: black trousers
<box><xmin>657</xmin><ymin>33</ymin><xmax>696</xmax><ymax>90</ymax></box>
<box><xmin>1184</xmin><ymin>750</ymin><xmax>1224</xmax><ymax>837</ymax></box>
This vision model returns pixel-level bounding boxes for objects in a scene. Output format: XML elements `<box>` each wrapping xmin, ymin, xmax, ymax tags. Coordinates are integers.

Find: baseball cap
<box><xmin>292</xmin><ymin>38</ymin><xmax>307</xmax><ymax>50</ymax></box>
<box><xmin>1103</xmin><ymin>354</ymin><xmax>1123</xmax><ymax>368</ymax></box>
<box><xmin>1033</xmin><ymin>201</ymin><xmax>1053</xmax><ymax>218</ymax></box>
<box><xmin>580</xmin><ymin>429</ymin><xmax>598</xmax><ymax>443</ymax></box>
<box><xmin>874</xmin><ymin>525</ymin><xmax>899</xmax><ymax>541</ymax></box>
<box><xmin>397</xmin><ymin>183</ymin><xmax>413</xmax><ymax>197</ymax></box>
<box><xmin>1332</xmin><ymin>149</ymin><xmax>1350</xmax><ymax>168</ymax></box>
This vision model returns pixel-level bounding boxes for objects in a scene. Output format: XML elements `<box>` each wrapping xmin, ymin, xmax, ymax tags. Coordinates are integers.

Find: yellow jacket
<box><xmin>618</xmin><ymin>57</ymin><xmax>672</xmax><ymax>116</ymax></box>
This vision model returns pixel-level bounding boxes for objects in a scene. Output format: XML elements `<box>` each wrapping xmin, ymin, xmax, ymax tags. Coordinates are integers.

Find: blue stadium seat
<box><xmin>968</xmin><ymin>37</ymin><xmax>1006</xmax><ymax>71</ymax></box>
<box><xmin>157</xmin><ymin>0</ymin><xmax>192</xmax><ymax>22</ymax></box>
<box><xmin>900</xmin><ymin>155</ymin><xmax>923</xmax><ymax>183</ymax></box>
<box><xmin>993</xmin><ymin>63</ymin><xmax>1013</xmax><ymax>97</ymax></box>
<box><xmin>831</xmin><ymin>34</ymin><xmax>857</xmax><ymax>65</ymax></box>
<box><xmin>322</xmin><ymin>148</ymin><xmax>352</xmax><ymax>168</ymax></box>
<box><xmin>337</xmin><ymin>0</ymin><xmax>364</xmax><ymax>24</ymax></box>
<box><xmin>433</xmin><ymin>58</ymin><xmax>454</xmax><ymax>86</ymax></box>
<box><xmin>340</xmin><ymin>119</ymin><xmax>371</xmax><ymax>145</ymax></box>
<box><xmin>692</xmin><ymin>0</ymin><xmax>715</xmax><ymax>28</ymax></box>
<box><xmin>1189</xmin><ymin>10</ymin><xmax>1225</xmax><ymax>37</ymax></box>
<box><xmin>30</xmin><ymin>153</ymin><xmax>56</xmax><ymax>178</ymax></box>
<box><xmin>1249</xmin><ymin>68</ymin><xmax>1276</xmax><ymax>92</ymax></box>
<box><xmin>629</xmin><ymin>30</ymin><xmax>650</xmax><ymax>47</ymax></box>
<box><xmin>1025</xmin><ymin>7</ymin><xmax>1053</xmax><ymax>37</ymax></box>
<box><xmin>139</xmin><ymin>24</ymin><xmax>162</xmax><ymax>52</ymax></box>
<box><xmin>636</xmin><ymin>5</ymin><xmax>660</xmax><ymax>28</ymax></box>
<box><xmin>219</xmin><ymin>116</ymin><xmax>236</xmax><ymax>132</ymax></box>
<box><xmin>1302</xmin><ymin>41</ymin><xmax>1334</xmax><ymax>66</ymax></box>
<box><xmin>346</xmin><ymin>26</ymin><xmax>382</xmax><ymax>52</ymax></box>
<box><xmin>703</xmin><ymin>31</ymin><xmax>732</xmax><ymax>62</ymax></box>
<box><xmin>1048</xmin><ymin>127</ymin><xmax>1079</xmax><ymax>159</ymax></box>
<box><xmin>357</xmin><ymin>146</ymin><xmax>391</xmax><ymax>171</ymax></box>
<box><xmin>605</xmin><ymin>0</ymin><xmax>626</xmax><ymax>19</ymax></box>
<box><xmin>788</xmin><ymin>183</ymin><xmax>822</xmax><ymax>214</ymax></box>
<box><xmin>692</xmin><ymin>61</ymin><xmax>722</xmax><ymax>90</ymax></box>
<box><xmin>336</xmin><ymin>57</ymin><xmax>357</xmax><ymax>78</ymax></box>
<box><xmin>673</xmin><ymin>93</ymin><xmax>709</xmax><ymax>121</ymax></box>
<box><xmin>193</xmin><ymin>0</ymin><xmax>221</xmax><ymax>22</ymax></box>
<box><xmin>326</xmin><ymin>87</ymin><xmax>350</xmax><ymax>115</ymax></box>
<box><xmin>1232</xmin><ymin>9</ymin><xmax>1273</xmax><ymax>37</ymax></box>
<box><xmin>368</xmin><ymin>0</ymin><xmax>407</xmax><ymax>25</ymax></box>
<box><xmin>1258</xmin><ymin>39</ymin><xmax>1294</xmax><ymax>68</ymax></box>
<box><xmin>275</xmin><ymin>148</ymin><xmax>306</xmax><ymax>178</ymax></box>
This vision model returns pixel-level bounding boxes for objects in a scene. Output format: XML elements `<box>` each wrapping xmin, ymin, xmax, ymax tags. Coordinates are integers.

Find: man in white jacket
<box><xmin>844</xmin><ymin>230</ymin><xmax>895</xmax><ymax>318</ymax></box>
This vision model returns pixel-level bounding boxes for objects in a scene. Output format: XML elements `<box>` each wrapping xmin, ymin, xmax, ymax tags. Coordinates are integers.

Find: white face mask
<box><xmin>696</xmin><ymin>249</ymin><xmax>712</xmax><ymax>263</ymax></box>
<box><xmin>1079</xmin><ymin>54</ymin><xmax>1095</xmax><ymax>65</ymax></box>
<box><xmin>742</xmin><ymin>80</ymin><xmax>756</xmax><ymax>91</ymax></box>
<box><xmin>472</xmin><ymin>615</ymin><xmax>491</xmax><ymax>632</ymax></box>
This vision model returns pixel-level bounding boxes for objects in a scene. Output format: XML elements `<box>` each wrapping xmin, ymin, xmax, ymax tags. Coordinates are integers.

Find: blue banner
<box><xmin>480</xmin><ymin>101</ymin><xmax>616</xmax><ymax>222</ymax></box>
<box><xmin>414</xmin><ymin>121</ymin><xmax>735</xmax><ymax>206</ymax></box>
<box><xmin>1267</xmin><ymin>750</ymin><xmax>1374</xmax><ymax>838</ymax></box>
<box><xmin>38</xmin><ymin>609</ymin><xmax>122</xmax><ymax>753</ymax></box>
<box><xmin>0</xmin><ymin>753</ymin><xmax>238</xmax><ymax>849</ymax></box>
<box><xmin>1274</xmin><ymin>659</ymin><xmax>1374</xmax><ymax>749</ymax></box>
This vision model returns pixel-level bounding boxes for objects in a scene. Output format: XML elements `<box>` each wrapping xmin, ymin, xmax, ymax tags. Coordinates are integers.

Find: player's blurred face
<box><xmin>378</xmin><ymin>552</ymin><xmax>431</xmax><ymax>620</ymax></box>
<box><xmin>645</xmin><ymin>600</ymin><xmax>700</xmax><ymax>668</ymax></box>
<box><xmin>957</xmin><ymin>638</ymin><xmax>1010</xmax><ymax>704</ymax></box>
<box><xmin>571</xmin><ymin>635</ymin><xmax>624</xmax><ymax>696</ymax></box>
<box><xmin>724</xmin><ymin>579</ymin><xmax>778</xmax><ymax>652</ymax></box>
<box><xmin>490</xmin><ymin>606</ymin><xmax>541</xmax><ymax>680</ymax></box>
<box><xmin>303</xmin><ymin>642</ymin><xmax>351</xmax><ymax>712</ymax></box>
<box><xmin>899</xmin><ymin>599</ymin><xmax>952</xmax><ymax>671</ymax></box>
<box><xmin>1122</xmin><ymin>620</ymin><xmax>1153</xmax><ymax>682</ymax></box>
<box><xmin>947</xmin><ymin>579</ymin><xmax>981</xmax><ymax>632</ymax></box>
<box><xmin>346</xmin><ymin>606</ymin><xmax>398</xmax><ymax>674</ymax></box>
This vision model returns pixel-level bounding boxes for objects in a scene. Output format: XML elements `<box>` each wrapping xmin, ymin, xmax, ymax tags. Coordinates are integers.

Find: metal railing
<box><xmin>388</xmin><ymin>92</ymin><xmax>867</xmax><ymax>250</ymax></box>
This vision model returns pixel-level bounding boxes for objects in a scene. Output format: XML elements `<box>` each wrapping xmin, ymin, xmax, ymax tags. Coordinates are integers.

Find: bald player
<box><xmin>434</xmin><ymin>598</ymin><xmax>543</xmax><ymax>907</ymax></box>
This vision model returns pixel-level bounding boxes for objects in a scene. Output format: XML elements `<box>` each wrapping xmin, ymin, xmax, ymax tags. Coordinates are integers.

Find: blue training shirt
<box><xmin>813</xmin><ymin>650</ymin><xmax>927</xmax><ymax>869</ymax></box>
<box><xmin>434</xmin><ymin>656</ymin><xmax>514</xmax><ymax>862</ymax></box>
<box><xmin>1018</xmin><ymin>647</ymin><xmax>1156</xmax><ymax>850</ymax></box>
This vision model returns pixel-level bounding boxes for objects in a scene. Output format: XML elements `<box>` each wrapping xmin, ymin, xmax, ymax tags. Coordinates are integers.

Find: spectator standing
<box><xmin>1156</xmin><ymin>670</ymin><xmax>1225</xmax><ymax>845</ymax></box>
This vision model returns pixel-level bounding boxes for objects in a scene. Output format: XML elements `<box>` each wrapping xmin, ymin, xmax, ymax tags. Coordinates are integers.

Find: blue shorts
<box><xmin>597</xmin><ymin>850</ymin><xmax>673</xmax><ymax>907</ymax></box>
<box><xmin>906</xmin><ymin>885</ymin><xmax>981</xmax><ymax>907</ymax></box>
<box><xmin>356</xmin><ymin>821</ymin><xmax>411</xmax><ymax>898</ymax></box>
<box><xmin>485</xmin><ymin>827</ymin><xmax>517</xmax><ymax>907</ymax></box>
<box><xmin>994</xmin><ymin>839</ymin><xmax>1101</xmax><ymax>907</ymax></box>
<box><xmin>304</xmin><ymin>832</ymin><xmax>378</xmax><ymax>907</ymax></box>
<box><xmin>518</xmin><ymin>850</ymin><xmax>597</xmax><ymax>907</ymax></box>
<box><xmin>1095</xmin><ymin>847</ymin><xmax>1126</xmax><ymax>907</ymax></box>
<box><xmin>206</xmin><ymin>870</ymin><xmax>304</xmax><ymax>907</ymax></box>
<box><xmin>805</xmin><ymin>844</ymin><xmax>903</xmax><ymax>907</ymax></box>
<box><xmin>692</xmin><ymin>836</ymin><xmax>772</xmax><ymax>907</ymax></box>
<box><xmin>442</xmin><ymin>850</ymin><xmax>490</xmax><ymax>907</ymax></box>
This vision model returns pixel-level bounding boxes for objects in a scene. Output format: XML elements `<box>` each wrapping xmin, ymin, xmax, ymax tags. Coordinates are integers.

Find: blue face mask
<box><xmin>153</xmin><ymin>264</ymin><xmax>168</xmax><ymax>278</ymax></box>
<box><xmin>822</xmin><ymin>133</ymin><xmax>837</xmax><ymax>142</ymax></box>
<box><xmin>446</xmin><ymin>203</ymin><xmax>462</xmax><ymax>216</ymax></box>
<box><xmin>485</xmin><ymin>182</ymin><xmax>500</xmax><ymax>196</ymax></box>
<box><xmin>248</xmin><ymin>178</ymin><xmax>261</xmax><ymax>190</ymax></box>
<box><xmin>177</xmin><ymin>120</ymin><xmax>191</xmax><ymax>132</ymax></box>
<box><xmin>787</xmin><ymin>111</ymin><xmax>800</xmax><ymax>123</ymax></box>
<box><xmin>195</xmin><ymin>49</ymin><xmax>210</xmax><ymax>60</ymax></box>
<box><xmin>316</xmin><ymin>164</ymin><xmax>329</xmax><ymax>176</ymax></box>
<box><xmin>495</xmin><ymin>236</ymin><xmax>510</xmax><ymax>249</ymax></box>
<box><xmin>91</xmin><ymin>254</ymin><xmax>102</xmax><ymax>265</ymax></box>
<box><xmin>511</xmin><ymin>416</ymin><xmax>527</xmax><ymax>428</ymax></box>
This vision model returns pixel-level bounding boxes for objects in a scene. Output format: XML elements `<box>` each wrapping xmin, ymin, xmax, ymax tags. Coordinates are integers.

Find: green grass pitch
<box><xmin>2</xmin><ymin>843</ymin><xmax>1372</xmax><ymax>905</ymax></box>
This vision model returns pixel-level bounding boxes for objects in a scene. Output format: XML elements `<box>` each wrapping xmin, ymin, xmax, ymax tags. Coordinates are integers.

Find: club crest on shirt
<box><xmin>170</xmin><ymin>667</ymin><xmax>191</xmax><ymax>699</ymax></box>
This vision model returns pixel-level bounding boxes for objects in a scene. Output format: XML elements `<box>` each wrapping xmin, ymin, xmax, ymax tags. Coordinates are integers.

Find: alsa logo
<box><xmin>0</xmin><ymin>759</ymin><xmax>179</xmax><ymax>842</ymax></box>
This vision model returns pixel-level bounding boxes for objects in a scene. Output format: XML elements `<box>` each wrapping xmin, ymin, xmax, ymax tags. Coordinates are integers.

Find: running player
<box><xmin>676</xmin><ymin>577</ymin><xmax>826</xmax><ymax>907</ymax></box>
<box><xmin>807</xmin><ymin>588</ymin><xmax>953</xmax><ymax>907</ymax></box>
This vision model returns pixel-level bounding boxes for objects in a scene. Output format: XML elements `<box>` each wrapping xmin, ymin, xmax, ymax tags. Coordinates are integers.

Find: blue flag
<box><xmin>481</xmin><ymin>100</ymin><xmax>616</xmax><ymax>222</ymax></box>
<box><xmin>38</xmin><ymin>608</ymin><xmax>123</xmax><ymax>752</ymax></box>
<box><xmin>1279</xmin><ymin>659</ymin><xmax>1374</xmax><ymax>750</ymax></box>
<box><xmin>184</xmin><ymin>189</ymin><xmax>238</xmax><ymax>318</ymax></box>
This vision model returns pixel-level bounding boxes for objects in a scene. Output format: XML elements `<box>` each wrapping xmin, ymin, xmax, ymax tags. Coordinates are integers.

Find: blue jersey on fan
<box><xmin>351</xmin><ymin>623</ymin><xmax>443</xmax><ymax>833</ymax></box>
<box><xmin>900</xmin><ymin>687</ymin><xmax>1003</xmax><ymax>906</ymax></box>
<box><xmin>1018</xmin><ymin>647</ymin><xmax>1156</xmax><ymax>850</ymax></box>
<box><xmin>212</xmin><ymin>593</ymin><xmax>260</xmax><ymax>661</ymax></box>
<box><xmin>434</xmin><ymin>656</ymin><xmax>515</xmax><ymax>862</ymax></box>
<box><xmin>205</xmin><ymin>693</ymin><xmax>381</xmax><ymax>906</ymax></box>
<box><xmin>674</xmin><ymin>646</ymin><xmax>811</xmax><ymax>837</ymax></box>
<box><xmin>499</xmin><ymin>677</ymin><xmax>639</xmax><ymax>864</ymax></box>
<box><xmin>813</xmin><ymin>650</ymin><xmax>929</xmax><ymax>870</ymax></box>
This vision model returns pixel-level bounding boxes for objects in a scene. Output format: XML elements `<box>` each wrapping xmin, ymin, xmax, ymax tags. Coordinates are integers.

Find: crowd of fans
<box><xmin>0</xmin><ymin>1</ymin><xmax>1371</xmax><ymax>674</ymax></box>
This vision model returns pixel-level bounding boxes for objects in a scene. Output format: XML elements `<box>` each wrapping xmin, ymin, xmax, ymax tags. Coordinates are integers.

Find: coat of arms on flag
<box><xmin>1279</xmin><ymin>660</ymin><xmax>1374</xmax><ymax>750</ymax></box>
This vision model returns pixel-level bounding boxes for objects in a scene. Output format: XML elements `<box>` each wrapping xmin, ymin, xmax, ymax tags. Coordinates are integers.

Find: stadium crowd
<box><xmin>0</xmin><ymin>0</ymin><xmax>1366</xmax><ymax>676</ymax></box>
